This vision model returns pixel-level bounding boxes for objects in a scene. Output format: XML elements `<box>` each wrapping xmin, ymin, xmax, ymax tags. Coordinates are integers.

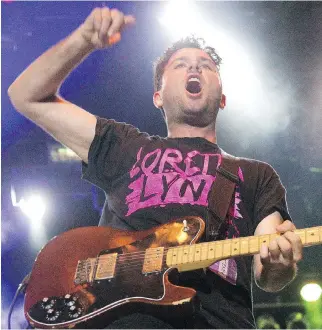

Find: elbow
<box><xmin>7</xmin><ymin>83</ymin><xmax>28</xmax><ymax>112</ymax></box>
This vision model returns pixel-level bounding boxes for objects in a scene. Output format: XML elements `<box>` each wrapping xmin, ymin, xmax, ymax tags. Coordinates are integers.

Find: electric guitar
<box><xmin>24</xmin><ymin>216</ymin><xmax>322</xmax><ymax>329</ymax></box>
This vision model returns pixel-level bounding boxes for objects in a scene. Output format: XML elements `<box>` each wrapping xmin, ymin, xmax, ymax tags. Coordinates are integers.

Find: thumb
<box><xmin>108</xmin><ymin>32</ymin><xmax>121</xmax><ymax>45</ymax></box>
<box><xmin>124</xmin><ymin>15</ymin><xmax>136</xmax><ymax>26</ymax></box>
<box><xmin>276</xmin><ymin>220</ymin><xmax>295</xmax><ymax>233</ymax></box>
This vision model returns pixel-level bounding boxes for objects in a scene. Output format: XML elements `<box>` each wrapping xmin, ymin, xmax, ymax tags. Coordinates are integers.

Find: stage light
<box><xmin>286</xmin><ymin>312</ymin><xmax>309</xmax><ymax>329</ymax></box>
<box><xmin>256</xmin><ymin>314</ymin><xmax>280</xmax><ymax>329</ymax></box>
<box><xmin>19</xmin><ymin>195</ymin><xmax>46</xmax><ymax>224</ymax></box>
<box><xmin>300</xmin><ymin>283</ymin><xmax>322</xmax><ymax>302</ymax></box>
<box><xmin>158</xmin><ymin>1</ymin><xmax>205</xmax><ymax>40</ymax></box>
<box><xmin>11</xmin><ymin>186</ymin><xmax>46</xmax><ymax>224</ymax></box>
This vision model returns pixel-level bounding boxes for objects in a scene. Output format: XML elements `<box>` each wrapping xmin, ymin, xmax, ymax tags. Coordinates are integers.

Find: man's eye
<box><xmin>201</xmin><ymin>64</ymin><xmax>212</xmax><ymax>70</ymax></box>
<box><xmin>174</xmin><ymin>63</ymin><xmax>186</xmax><ymax>69</ymax></box>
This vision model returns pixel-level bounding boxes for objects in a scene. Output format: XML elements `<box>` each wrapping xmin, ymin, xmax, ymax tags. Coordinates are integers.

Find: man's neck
<box><xmin>167</xmin><ymin>123</ymin><xmax>217</xmax><ymax>144</ymax></box>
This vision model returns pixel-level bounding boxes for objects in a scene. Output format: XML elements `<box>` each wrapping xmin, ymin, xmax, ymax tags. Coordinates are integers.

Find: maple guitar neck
<box><xmin>166</xmin><ymin>226</ymin><xmax>322</xmax><ymax>272</ymax></box>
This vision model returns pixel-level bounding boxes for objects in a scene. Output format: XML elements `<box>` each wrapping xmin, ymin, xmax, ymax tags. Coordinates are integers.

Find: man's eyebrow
<box><xmin>169</xmin><ymin>56</ymin><xmax>216</xmax><ymax>66</ymax></box>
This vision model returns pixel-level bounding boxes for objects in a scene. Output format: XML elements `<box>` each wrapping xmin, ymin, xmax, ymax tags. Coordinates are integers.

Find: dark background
<box><xmin>2</xmin><ymin>1</ymin><xmax>322</xmax><ymax>328</ymax></box>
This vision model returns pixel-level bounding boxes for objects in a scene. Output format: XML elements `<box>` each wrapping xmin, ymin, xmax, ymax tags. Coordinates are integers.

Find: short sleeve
<box><xmin>81</xmin><ymin>116</ymin><xmax>148</xmax><ymax>190</ymax></box>
<box><xmin>253</xmin><ymin>163</ymin><xmax>292</xmax><ymax>228</ymax></box>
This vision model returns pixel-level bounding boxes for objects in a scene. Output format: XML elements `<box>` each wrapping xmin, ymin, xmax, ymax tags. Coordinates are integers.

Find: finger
<box><xmin>108</xmin><ymin>9</ymin><xmax>125</xmax><ymax>37</ymax></box>
<box><xmin>276</xmin><ymin>236</ymin><xmax>293</xmax><ymax>262</ymax></box>
<box><xmin>108</xmin><ymin>32</ymin><xmax>121</xmax><ymax>46</ymax></box>
<box><xmin>268</xmin><ymin>239</ymin><xmax>280</xmax><ymax>261</ymax></box>
<box><xmin>124</xmin><ymin>15</ymin><xmax>136</xmax><ymax>26</ymax></box>
<box><xmin>259</xmin><ymin>244</ymin><xmax>270</xmax><ymax>266</ymax></box>
<box><xmin>99</xmin><ymin>7</ymin><xmax>112</xmax><ymax>42</ymax></box>
<box><xmin>283</xmin><ymin>231</ymin><xmax>303</xmax><ymax>262</ymax></box>
<box><xmin>84</xmin><ymin>8</ymin><xmax>96</xmax><ymax>31</ymax></box>
<box><xmin>93</xmin><ymin>8</ymin><xmax>102</xmax><ymax>35</ymax></box>
<box><xmin>276</xmin><ymin>220</ymin><xmax>296</xmax><ymax>233</ymax></box>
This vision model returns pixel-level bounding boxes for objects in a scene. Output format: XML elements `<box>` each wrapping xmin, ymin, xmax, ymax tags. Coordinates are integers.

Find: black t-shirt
<box><xmin>82</xmin><ymin>117</ymin><xmax>291</xmax><ymax>329</ymax></box>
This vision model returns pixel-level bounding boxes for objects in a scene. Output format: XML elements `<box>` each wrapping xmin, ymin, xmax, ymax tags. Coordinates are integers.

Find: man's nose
<box><xmin>188</xmin><ymin>63</ymin><xmax>201</xmax><ymax>73</ymax></box>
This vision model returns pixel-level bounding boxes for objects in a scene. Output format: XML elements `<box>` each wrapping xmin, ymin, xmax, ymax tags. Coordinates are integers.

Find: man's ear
<box><xmin>219</xmin><ymin>94</ymin><xmax>226</xmax><ymax>109</ymax></box>
<box><xmin>153</xmin><ymin>91</ymin><xmax>163</xmax><ymax>109</ymax></box>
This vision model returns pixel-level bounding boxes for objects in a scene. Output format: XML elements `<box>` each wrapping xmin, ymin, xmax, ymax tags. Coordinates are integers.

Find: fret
<box><xmin>176</xmin><ymin>246</ymin><xmax>184</xmax><ymax>265</ymax></box>
<box><xmin>168</xmin><ymin>248</ymin><xmax>179</xmax><ymax>266</ymax></box>
<box><xmin>231</xmin><ymin>239</ymin><xmax>240</xmax><ymax>256</ymax></box>
<box><xmin>188</xmin><ymin>245</ymin><xmax>195</xmax><ymax>263</ymax></box>
<box><xmin>194</xmin><ymin>245</ymin><xmax>201</xmax><ymax>262</ymax></box>
<box><xmin>208</xmin><ymin>242</ymin><xmax>215</xmax><ymax>259</ymax></box>
<box><xmin>201</xmin><ymin>243</ymin><xmax>209</xmax><ymax>261</ymax></box>
<box><xmin>306</xmin><ymin>228</ymin><xmax>320</xmax><ymax>244</ymax></box>
<box><xmin>240</xmin><ymin>239</ymin><xmax>249</xmax><ymax>254</ymax></box>
<box><xmin>182</xmin><ymin>245</ymin><xmax>190</xmax><ymax>264</ymax></box>
<box><xmin>249</xmin><ymin>237</ymin><xmax>259</xmax><ymax>253</ymax></box>
<box><xmin>259</xmin><ymin>235</ymin><xmax>270</xmax><ymax>247</ymax></box>
<box><xmin>166</xmin><ymin>226</ymin><xmax>322</xmax><ymax>273</ymax></box>
<box><xmin>295</xmin><ymin>229</ymin><xmax>306</xmax><ymax>244</ymax></box>
<box><xmin>215</xmin><ymin>241</ymin><xmax>223</xmax><ymax>258</ymax></box>
<box><xmin>223</xmin><ymin>241</ymin><xmax>231</xmax><ymax>258</ymax></box>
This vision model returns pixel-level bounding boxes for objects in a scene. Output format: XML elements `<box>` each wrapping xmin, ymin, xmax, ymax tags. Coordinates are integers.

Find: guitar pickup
<box><xmin>142</xmin><ymin>247</ymin><xmax>164</xmax><ymax>274</ymax></box>
<box><xmin>94</xmin><ymin>253</ymin><xmax>118</xmax><ymax>280</ymax></box>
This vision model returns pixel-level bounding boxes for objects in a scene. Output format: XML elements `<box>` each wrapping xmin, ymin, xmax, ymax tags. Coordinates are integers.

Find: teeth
<box><xmin>188</xmin><ymin>77</ymin><xmax>200</xmax><ymax>83</ymax></box>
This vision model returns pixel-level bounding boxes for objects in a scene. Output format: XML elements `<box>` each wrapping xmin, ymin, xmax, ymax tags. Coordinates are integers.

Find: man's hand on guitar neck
<box><xmin>260</xmin><ymin>220</ymin><xmax>303</xmax><ymax>268</ymax></box>
<box><xmin>253</xmin><ymin>214</ymin><xmax>303</xmax><ymax>292</ymax></box>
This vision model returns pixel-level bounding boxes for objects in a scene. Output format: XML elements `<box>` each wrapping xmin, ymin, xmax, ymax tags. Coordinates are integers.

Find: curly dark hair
<box><xmin>153</xmin><ymin>35</ymin><xmax>222</xmax><ymax>92</ymax></box>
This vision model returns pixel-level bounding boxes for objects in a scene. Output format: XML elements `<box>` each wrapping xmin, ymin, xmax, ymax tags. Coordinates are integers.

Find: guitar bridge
<box><xmin>74</xmin><ymin>259</ymin><xmax>95</xmax><ymax>285</ymax></box>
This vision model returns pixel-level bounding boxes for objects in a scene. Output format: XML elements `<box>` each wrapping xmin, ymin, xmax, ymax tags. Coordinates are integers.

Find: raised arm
<box><xmin>7</xmin><ymin>7</ymin><xmax>135</xmax><ymax>163</ymax></box>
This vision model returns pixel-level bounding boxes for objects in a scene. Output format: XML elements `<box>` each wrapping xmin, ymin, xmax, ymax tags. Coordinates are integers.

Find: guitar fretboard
<box><xmin>166</xmin><ymin>226</ymin><xmax>322</xmax><ymax>272</ymax></box>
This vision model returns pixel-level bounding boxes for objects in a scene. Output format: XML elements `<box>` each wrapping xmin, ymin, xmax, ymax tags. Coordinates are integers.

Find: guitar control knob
<box><xmin>68</xmin><ymin>305</ymin><xmax>83</xmax><ymax>319</ymax></box>
<box><xmin>45</xmin><ymin>308</ymin><xmax>61</xmax><ymax>322</ymax></box>
<box><xmin>41</xmin><ymin>297</ymin><xmax>56</xmax><ymax>310</ymax></box>
<box><xmin>64</xmin><ymin>294</ymin><xmax>77</xmax><ymax>306</ymax></box>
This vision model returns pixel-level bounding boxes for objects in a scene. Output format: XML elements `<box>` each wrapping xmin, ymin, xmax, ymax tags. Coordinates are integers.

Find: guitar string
<box><xmin>82</xmin><ymin>250</ymin><xmax>226</xmax><ymax>276</ymax></box>
<box><xmin>83</xmin><ymin>239</ymin><xmax>250</xmax><ymax>266</ymax></box>
<box><xmin>102</xmin><ymin>228</ymin><xmax>317</xmax><ymax>260</ymax></box>
<box><xmin>79</xmin><ymin>239</ymin><xmax>263</xmax><ymax>275</ymax></box>
<box><xmin>90</xmin><ymin>231</ymin><xmax>287</xmax><ymax>260</ymax></box>
<box><xmin>86</xmin><ymin>246</ymin><xmax>217</xmax><ymax>267</ymax></box>
<box><xmin>94</xmin><ymin>228</ymin><xmax>313</xmax><ymax>262</ymax></box>
<box><xmin>75</xmin><ymin>228</ymin><xmax>318</xmax><ymax>272</ymax></box>
<box><xmin>85</xmin><ymin>240</ymin><xmax>232</xmax><ymax>261</ymax></box>
<box><xmin>77</xmin><ymin>228</ymin><xmax>318</xmax><ymax>274</ymax></box>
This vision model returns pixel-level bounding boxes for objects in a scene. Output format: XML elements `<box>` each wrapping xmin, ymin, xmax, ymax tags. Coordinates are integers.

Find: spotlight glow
<box><xmin>300</xmin><ymin>283</ymin><xmax>322</xmax><ymax>302</ymax></box>
<box><xmin>158</xmin><ymin>1</ymin><xmax>293</xmax><ymax>142</ymax></box>
<box><xmin>11</xmin><ymin>186</ymin><xmax>46</xmax><ymax>224</ymax></box>
<box><xmin>158</xmin><ymin>1</ymin><xmax>205</xmax><ymax>39</ymax></box>
<box><xmin>19</xmin><ymin>195</ymin><xmax>46</xmax><ymax>224</ymax></box>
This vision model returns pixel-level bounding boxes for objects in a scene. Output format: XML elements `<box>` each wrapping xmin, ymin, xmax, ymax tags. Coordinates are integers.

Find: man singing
<box><xmin>8</xmin><ymin>6</ymin><xmax>303</xmax><ymax>329</ymax></box>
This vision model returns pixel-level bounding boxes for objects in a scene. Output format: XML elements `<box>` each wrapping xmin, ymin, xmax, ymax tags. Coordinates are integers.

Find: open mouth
<box><xmin>186</xmin><ymin>78</ymin><xmax>202</xmax><ymax>94</ymax></box>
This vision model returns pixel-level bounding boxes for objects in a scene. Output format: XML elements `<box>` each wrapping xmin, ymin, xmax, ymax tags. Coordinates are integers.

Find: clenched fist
<box><xmin>78</xmin><ymin>7</ymin><xmax>135</xmax><ymax>49</ymax></box>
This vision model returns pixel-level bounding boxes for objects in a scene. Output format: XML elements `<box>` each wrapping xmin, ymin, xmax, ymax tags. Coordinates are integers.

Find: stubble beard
<box><xmin>173</xmin><ymin>95</ymin><xmax>221</xmax><ymax>128</ymax></box>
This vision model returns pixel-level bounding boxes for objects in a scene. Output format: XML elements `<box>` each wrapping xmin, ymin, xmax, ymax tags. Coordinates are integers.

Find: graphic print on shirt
<box><xmin>125</xmin><ymin>147</ymin><xmax>222</xmax><ymax>216</ymax></box>
<box><xmin>209</xmin><ymin>168</ymin><xmax>245</xmax><ymax>285</ymax></box>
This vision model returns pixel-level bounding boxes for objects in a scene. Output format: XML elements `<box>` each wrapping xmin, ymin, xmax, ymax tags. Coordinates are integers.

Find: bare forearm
<box><xmin>255</xmin><ymin>259</ymin><xmax>297</xmax><ymax>292</ymax></box>
<box><xmin>8</xmin><ymin>27</ymin><xmax>94</xmax><ymax>108</ymax></box>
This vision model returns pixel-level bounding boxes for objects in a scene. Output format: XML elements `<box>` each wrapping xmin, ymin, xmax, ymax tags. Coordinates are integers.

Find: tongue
<box><xmin>186</xmin><ymin>81</ymin><xmax>201</xmax><ymax>94</ymax></box>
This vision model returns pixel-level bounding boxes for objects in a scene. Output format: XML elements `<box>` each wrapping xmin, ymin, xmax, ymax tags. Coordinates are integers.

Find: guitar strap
<box><xmin>206</xmin><ymin>149</ymin><xmax>240</xmax><ymax>241</ymax></box>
